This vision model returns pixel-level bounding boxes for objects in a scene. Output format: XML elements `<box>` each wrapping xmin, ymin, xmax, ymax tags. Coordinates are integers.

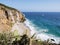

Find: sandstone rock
<box><xmin>0</xmin><ymin>3</ymin><xmax>26</xmax><ymax>32</ymax></box>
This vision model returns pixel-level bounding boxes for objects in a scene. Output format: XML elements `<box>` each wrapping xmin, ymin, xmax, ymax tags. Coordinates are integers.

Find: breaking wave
<box><xmin>24</xmin><ymin>18</ymin><xmax>60</xmax><ymax>44</ymax></box>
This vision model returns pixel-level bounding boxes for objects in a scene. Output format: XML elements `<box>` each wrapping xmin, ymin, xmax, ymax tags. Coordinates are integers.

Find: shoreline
<box><xmin>24</xmin><ymin>18</ymin><xmax>60</xmax><ymax>44</ymax></box>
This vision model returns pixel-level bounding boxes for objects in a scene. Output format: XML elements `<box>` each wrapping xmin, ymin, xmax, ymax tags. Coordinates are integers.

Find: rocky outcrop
<box><xmin>0</xmin><ymin>3</ymin><xmax>26</xmax><ymax>32</ymax></box>
<box><xmin>0</xmin><ymin>3</ymin><xmax>31</xmax><ymax>45</ymax></box>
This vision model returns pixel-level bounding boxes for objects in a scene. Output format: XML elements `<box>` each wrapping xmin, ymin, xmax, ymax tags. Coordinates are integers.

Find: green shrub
<box><xmin>0</xmin><ymin>31</ymin><xmax>21</xmax><ymax>45</ymax></box>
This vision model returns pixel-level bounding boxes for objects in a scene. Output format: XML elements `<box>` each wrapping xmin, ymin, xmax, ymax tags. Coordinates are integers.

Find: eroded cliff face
<box><xmin>0</xmin><ymin>3</ymin><xmax>31</xmax><ymax>38</ymax></box>
<box><xmin>0</xmin><ymin>3</ymin><xmax>26</xmax><ymax>32</ymax></box>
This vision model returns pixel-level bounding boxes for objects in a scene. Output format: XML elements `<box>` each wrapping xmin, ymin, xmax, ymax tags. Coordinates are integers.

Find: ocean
<box><xmin>23</xmin><ymin>12</ymin><xmax>60</xmax><ymax>44</ymax></box>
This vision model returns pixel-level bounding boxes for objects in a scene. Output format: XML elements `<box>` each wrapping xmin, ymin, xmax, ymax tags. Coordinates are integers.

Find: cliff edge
<box><xmin>0</xmin><ymin>3</ymin><xmax>30</xmax><ymax>37</ymax></box>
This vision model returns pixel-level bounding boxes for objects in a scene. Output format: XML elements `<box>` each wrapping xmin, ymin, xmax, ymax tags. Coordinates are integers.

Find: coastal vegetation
<box><xmin>0</xmin><ymin>31</ymin><xmax>30</xmax><ymax>45</ymax></box>
<box><xmin>0</xmin><ymin>31</ymin><xmax>60</xmax><ymax>45</ymax></box>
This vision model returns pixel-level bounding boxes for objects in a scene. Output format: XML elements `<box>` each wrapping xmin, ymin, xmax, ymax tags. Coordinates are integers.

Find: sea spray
<box><xmin>24</xmin><ymin>18</ymin><xmax>49</xmax><ymax>36</ymax></box>
<box><xmin>24</xmin><ymin>18</ymin><xmax>60</xmax><ymax>44</ymax></box>
<box><xmin>24</xmin><ymin>18</ymin><xmax>37</xmax><ymax>36</ymax></box>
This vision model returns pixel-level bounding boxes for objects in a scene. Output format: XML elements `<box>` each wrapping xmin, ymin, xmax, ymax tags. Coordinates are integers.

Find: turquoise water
<box><xmin>23</xmin><ymin>12</ymin><xmax>60</xmax><ymax>43</ymax></box>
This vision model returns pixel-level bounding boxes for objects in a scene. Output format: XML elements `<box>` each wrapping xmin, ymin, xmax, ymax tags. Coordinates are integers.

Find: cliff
<box><xmin>0</xmin><ymin>3</ymin><xmax>30</xmax><ymax>37</ymax></box>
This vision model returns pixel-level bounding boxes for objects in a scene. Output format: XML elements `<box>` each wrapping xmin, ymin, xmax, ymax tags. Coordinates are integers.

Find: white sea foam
<box><xmin>24</xmin><ymin>18</ymin><xmax>37</xmax><ymax>35</ymax></box>
<box><xmin>36</xmin><ymin>33</ymin><xmax>60</xmax><ymax>44</ymax></box>
<box><xmin>24</xmin><ymin>18</ymin><xmax>49</xmax><ymax>36</ymax></box>
<box><xmin>24</xmin><ymin>18</ymin><xmax>60</xmax><ymax>44</ymax></box>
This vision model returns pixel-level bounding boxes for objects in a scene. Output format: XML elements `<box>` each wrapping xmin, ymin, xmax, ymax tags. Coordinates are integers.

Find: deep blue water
<box><xmin>23</xmin><ymin>12</ymin><xmax>60</xmax><ymax>37</ymax></box>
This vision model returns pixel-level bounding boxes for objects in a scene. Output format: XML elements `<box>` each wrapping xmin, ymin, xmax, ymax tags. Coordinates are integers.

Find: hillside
<box><xmin>0</xmin><ymin>3</ymin><xmax>26</xmax><ymax>32</ymax></box>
